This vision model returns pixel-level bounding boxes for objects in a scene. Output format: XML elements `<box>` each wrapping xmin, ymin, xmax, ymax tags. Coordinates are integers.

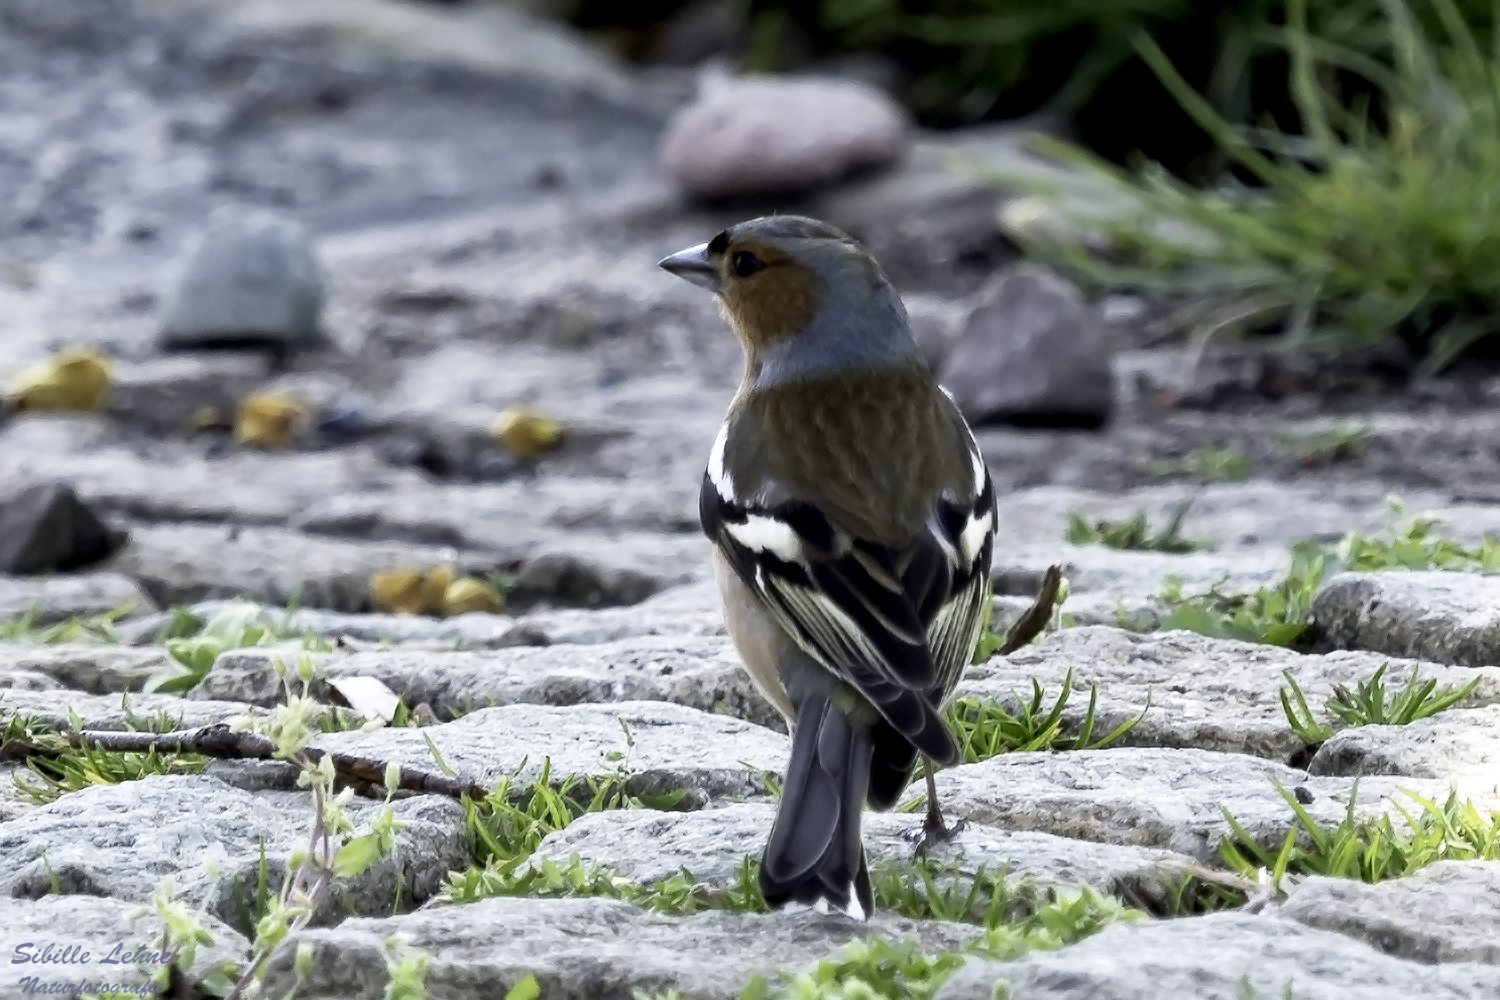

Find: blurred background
<box><xmin>4</xmin><ymin>0</ymin><xmax>1500</xmax><ymax>633</ymax></box>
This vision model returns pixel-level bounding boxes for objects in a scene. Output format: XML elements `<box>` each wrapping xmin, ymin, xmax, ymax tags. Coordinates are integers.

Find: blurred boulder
<box><xmin>0</xmin><ymin>0</ymin><xmax>134</xmax><ymax>52</ymax></box>
<box><xmin>661</xmin><ymin>75</ymin><xmax>909</xmax><ymax>199</ymax></box>
<box><xmin>812</xmin><ymin>120</ymin><xmax>1072</xmax><ymax>293</ymax></box>
<box><xmin>213</xmin><ymin>0</ymin><xmax>640</xmax><ymax>107</ymax></box>
<box><xmin>0</xmin><ymin>482</ymin><xmax>126</xmax><ymax>576</ymax></box>
<box><xmin>937</xmin><ymin>265</ymin><xmax>1114</xmax><ymax>429</ymax></box>
<box><xmin>159</xmin><ymin>206</ymin><xmax>325</xmax><ymax>354</ymax></box>
<box><xmin>904</xmin><ymin>294</ymin><xmax>967</xmax><ymax>374</ymax></box>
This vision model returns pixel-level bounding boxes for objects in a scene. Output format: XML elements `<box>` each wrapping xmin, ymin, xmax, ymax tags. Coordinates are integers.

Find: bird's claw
<box><xmin>909</xmin><ymin>814</ymin><xmax>968</xmax><ymax>859</ymax></box>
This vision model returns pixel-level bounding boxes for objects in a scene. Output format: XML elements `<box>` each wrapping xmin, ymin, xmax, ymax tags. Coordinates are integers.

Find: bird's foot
<box><xmin>908</xmin><ymin>810</ymin><xmax>968</xmax><ymax>859</ymax></box>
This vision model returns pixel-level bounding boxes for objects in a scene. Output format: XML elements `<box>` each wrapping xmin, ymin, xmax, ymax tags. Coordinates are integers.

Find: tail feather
<box><xmin>759</xmin><ymin>694</ymin><xmax>874</xmax><ymax>919</ymax></box>
<box><xmin>866</xmin><ymin>718</ymin><xmax>919</xmax><ymax>811</ymax></box>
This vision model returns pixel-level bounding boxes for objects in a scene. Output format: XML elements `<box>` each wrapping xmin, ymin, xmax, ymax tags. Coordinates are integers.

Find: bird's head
<box><xmin>659</xmin><ymin>215</ymin><xmax>918</xmax><ymax>386</ymax></box>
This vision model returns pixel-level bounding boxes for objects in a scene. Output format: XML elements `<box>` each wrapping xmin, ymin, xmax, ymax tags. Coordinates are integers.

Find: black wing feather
<box><xmin>701</xmin><ymin>436</ymin><xmax>998</xmax><ymax>770</ymax></box>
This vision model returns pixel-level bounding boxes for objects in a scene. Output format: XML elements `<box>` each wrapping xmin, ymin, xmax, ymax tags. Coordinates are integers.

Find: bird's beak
<box><xmin>658</xmin><ymin>242</ymin><xmax>720</xmax><ymax>293</ymax></box>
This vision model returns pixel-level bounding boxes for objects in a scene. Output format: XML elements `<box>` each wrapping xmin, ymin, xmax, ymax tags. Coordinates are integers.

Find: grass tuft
<box><xmin>145</xmin><ymin>601</ymin><xmax>335</xmax><ymax>694</ymax></box>
<box><xmin>1149</xmin><ymin>446</ymin><xmax>1252</xmax><ymax>482</ymax></box>
<box><xmin>1334</xmin><ymin>497</ymin><xmax>1500</xmax><ymax>573</ymax></box>
<box><xmin>0</xmin><ymin>601</ymin><xmax>136</xmax><ymax>644</ymax></box>
<box><xmin>1066</xmin><ymin>500</ymin><xmax>1206</xmax><ymax>553</ymax></box>
<box><xmin>442</xmin><ymin>756</ymin><xmax>688</xmax><ymax>902</ymax></box>
<box><xmin>1280</xmin><ymin>664</ymin><xmax>1482</xmax><ymax>745</ymax></box>
<box><xmin>944</xmin><ymin>668</ymin><xmax>1148</xmax><ymax>764</ymax></box>
<box><xmin>1151</xmin><ymin>541</ymin><xmax>1329</xmax><ymax>648</ymax></box>
<box><xmin>2</xmin><ymin>706</ymin><xmax>208</xmax><ymax>805</ymax></box>
<box><xmin>739</xmin><ymin>880</ymin><xmax>1138</xmax><ymax>1000</ymax></box>
<box><xmin>997</xmin><ymin>0</ymin><xmax>1500</xmax><ymax>373</ymax></box>
<box><xmin>1147</xmin><ymin>496</ymin><xmax>1500</xmax><ymax>648</ymax></box>
<box><xmin>1221</xmin><ymin>780</ymin><xmax>1500</xmax><ymax>892</ymax></box>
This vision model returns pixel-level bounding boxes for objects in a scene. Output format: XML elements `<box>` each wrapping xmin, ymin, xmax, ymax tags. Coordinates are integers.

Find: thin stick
<box><xmin>999</xmin><ymin>564</ymin><xmax>1064</xmax><ymax>655</ymax></box>
<box><xmin>60</xmin><ymin>724</ymin><xmax>489</xmax><ymax>799</ymax></box>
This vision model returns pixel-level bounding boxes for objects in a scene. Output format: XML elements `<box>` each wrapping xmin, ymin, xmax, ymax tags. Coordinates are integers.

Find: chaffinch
<box><xmin>659</xmin><ymin>215</ymin><xmax>997</xmax><ymax>920</ymax></box>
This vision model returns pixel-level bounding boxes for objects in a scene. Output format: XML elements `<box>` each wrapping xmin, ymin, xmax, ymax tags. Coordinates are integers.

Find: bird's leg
<box><xmin>911</xmin><ymin>756</ymin><xmax>966</xmax><ymax>857</ymax></box>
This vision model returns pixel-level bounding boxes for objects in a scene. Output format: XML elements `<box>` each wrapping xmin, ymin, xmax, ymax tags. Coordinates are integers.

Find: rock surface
<box><xmin>0</xmin><ymin>894</ymin><xmax>248</xmax><ymax>998</ymax></box>
<box><xmin>961</xmin><ymin>626</ymin><xmax>1500</xmax><ymax>763</ymax></box>
<box><xmin>938</xmin><ymin>912</ymin><xmax>1500</xmax><ymax>1000</ymax></box>
<box><xmin>1278</xmin><ymin>861</ymin><xmax>1500</xmax><ymax>965</ymax></box>
<box><xmin>938</xmin><ymin>266</ymin><xmax>1114</xmax><ymax>428</ymax></box>
<box><xmin>198</xmin><ymin>635</ymin><xmax>777</xmax><ymax>726</ymax></box>
<box><xmin>1314</xmin><ymin>570</ymin><xmax>1500</xmax><ymax>668</ymax></box>
<box><xmin>0</xmin><ymin>775</ymin><xmax>465</xmax><ymax>933</ymax></box>
<box><xmin>529</xmin><ymin>802</ymin><xmax>1201</xmax><ymax>911</ymax></box>
<box><xmin>159</xmin><ymin>205</ymin><xmax>325</xmax><ymax>352</ymax></box>
<box><xmin>313</xmin><ymin>701</ymin><xmax>789</xmax><ymax>806</ymax></box>
<box><xmin>1308</xmin><ymin>704</ymin><xmax>1500</xmax><ymax>792</ymax></box>
<box><xmin>935</xmin><ymin>746</ymin><xmax>1446</xmax><ymax>862</ymax></box>
<box><xmin>260</xmin><ymin>897</ymin><xmax>974</xmax><ymax>1000</ymax></box>
<box><xmin>0</xmin><ymin>687</ymin><xmax>253</xmax><ymax>731</ymax></box>
<box><xmin>661</xmin><ymin>75</ymin><xmax>909</xmax><ymax>199</ymax></box>
<box><xmin>0</xmin><ymin>643</ymin><xmax>179</xmax><ymax>693</ymax></box>
<box><xmin>0</xmin><ymin>572</ymin><xmax>153</xmax><ymax>626</ymax></box>
<box><xmin>0</xmin><ymin>482</ymin><xmax>124</xmax><ymax>575</ymax></box>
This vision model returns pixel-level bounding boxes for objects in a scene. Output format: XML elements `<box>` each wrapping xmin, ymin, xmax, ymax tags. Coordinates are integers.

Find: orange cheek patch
<box><xmin>719</xmin><ymin>242</ymin><xmax>820</xmax><ymax>349</ymax></box>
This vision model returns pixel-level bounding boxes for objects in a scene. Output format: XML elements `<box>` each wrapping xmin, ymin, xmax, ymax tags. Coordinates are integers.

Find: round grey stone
<box><xmin>159</xmin><ymin>205</ymin><xmax>326</xmax><ymax>351</ymax></box>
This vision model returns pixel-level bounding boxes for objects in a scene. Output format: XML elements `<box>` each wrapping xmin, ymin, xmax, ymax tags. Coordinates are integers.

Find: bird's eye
<box><xmin>732</xmin><ymin>251</ymin><xmax>764</xmax><ymax>278</ymax></box>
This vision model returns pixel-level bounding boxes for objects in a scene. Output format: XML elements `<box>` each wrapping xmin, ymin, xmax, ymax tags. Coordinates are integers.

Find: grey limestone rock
<box><xmin>991</xmin><ymin>543</ymin><xmax>1289</xmax><ymax>602</ymax></box>
<box><xmin>1313</xmin><ymin>570</ymin><xmax>1500</xmax><ymax>667</ymax></box>
<box><xmin>0</xmin><ymin>894</ymin><xmax>248</xmax><ymax>999</ymax></box>
<box><xmin>159</xmin><ymin>205</ymin><xmax>325</xmax><ymax>352</ymax></box>
<box><xmin>258</xmin><ymin>897</ymin><xmax>974</xmax><ymax>1000</ymax></box>
<box><xmin>110</xmin><ymin>522</ymin><xmax>505</xmax><ymax>611</ymax></box>
<box><xmin>207</xmin><ymin>0</ymin><xmax>643</xmax><ymax>107</ymax></box>
<box><xmin>938</xmin><ymin>266</ymin><xmax>1113</xmax><ymax>428</ymax></box>
<box><xmin>991</xmin><ymin>482</ymin><xmax>1470</xmax><ymax>552</ymax></box>
<box><xmin>0</xmin><ymin>573</ymin><xmax>154</xmax><ymax>630</ymax></box>
<box><xmin>1278</xmin><ymin>860</ymin><xmax>1500</xmax><ymax>965</ymax></box>
<box><xmin>508</xmin><ymin>604</ymin><xmax>726</xmax><ymax>645</ymax></box>
<box><xmin>0</xmin><ymin>482</ymin><xmax>125</xmax><ymax>576</ymax></box>
<box><xmin>528</xmin><ymin>802</ymin><xmax>1202</xmax><ymax>913</ymax></box>
<box><xmin>116</xmin><ymin>600</ymin><xmax>521</xmax><ymax>650</ymax></box>
<box><xmin>961</xmin><ymin>626</ymin><xmax>1500</xmax><ymax>763</ymax></box>
<box><xmin>932</xmin><ymin>745</ymin><xmax>1449</xmax><ymax>862</ymax></box>
<box><xmin>313</xmin><ymin>700</ymin><xmax>788</xmax><ymax>807</ymax></box>
<box><xmin>0</xmin><ymin>416</ymin><xmax>428</xmax><ymax>526</ymax></box>
<box><xmin>198</xmin><ymin>636</ymin><xmax>777</xmax><ymax>729</ymax></box>
<box><xmin>0</xmin><ymin>687</ymin><xmax>254</xmax><ymax>732</ymax></box>
<box><xmin>1308</xmin><ymin>704</ymin><xmax>1500</xmax><ymax>791</ymax></box>
<box><xmin>0</xmin><ymin>775</ymin><xmax>465</xmax><ymax>934</ymax></box>
<box><xmin>661</xmin><ymin>75</ymin><xmax>909</xmax><ymax>199</ymax></box>
<box><xmin>103</xmin><ymin>353</ymin><xmax>272</xmax><ymax>436</ymax></box>
<box><xmin>0</xmin><ymin>644</ymin><xmax>175</xmax><ymax>694</ymax></box>
<box><xmin>125</xmin><ymin>596</ymin><xmax>722</xmax><ymax>653</ymax></box>
<box><xmin>936</xmin><ymin>911</ymin><xmax>1500</xmax><ymax>1000</ymax></box>
<box><xmin>0</xmin><ymin>765</ymin><xmax>38</xmax><ymax>824</ymax></box>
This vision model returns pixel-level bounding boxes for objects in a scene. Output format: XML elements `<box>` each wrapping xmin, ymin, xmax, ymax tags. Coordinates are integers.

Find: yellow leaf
<box><xmin>6</xmin><ymin>347</ymin><xmax>111</xmax><ymax>412</ymax></box>
<box><xmin>443</xmin><ymin>576</ymin><xmax>504</xmax><ymax>616</ymax></box>
<box><xmin>491</xmin><ymin>406</ymin><xmax>562</xmax><ymax>458</ymax></box>
<box><xmin>235</xmin><ymin>393</ymin><xmax>311</xmax><ymax>449</ymax></box>
<box><xmin>370</xmin><ymin>564</ymin><xmax>454</xmax><ymax>616</ymax></box>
